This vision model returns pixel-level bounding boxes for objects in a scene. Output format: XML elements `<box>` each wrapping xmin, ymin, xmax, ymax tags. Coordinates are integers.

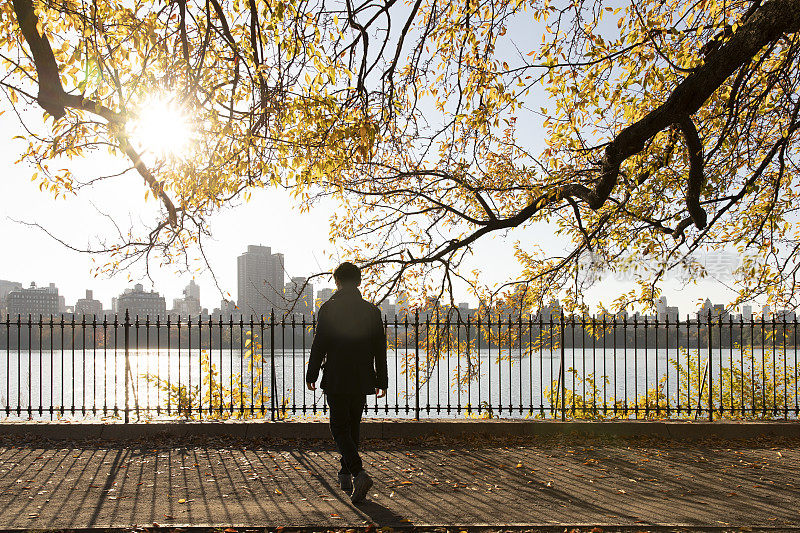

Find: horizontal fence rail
<box><xmin>0</xmin><ymin>312</ymin><xmax>798</xmax><ymax>421</ymax></box>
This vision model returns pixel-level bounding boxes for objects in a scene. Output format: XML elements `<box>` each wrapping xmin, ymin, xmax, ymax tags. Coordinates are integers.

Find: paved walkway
<box><xmin>0</xmin><ymin>434</ymin><xmax>798</xmax><ymax>529</ymax></box>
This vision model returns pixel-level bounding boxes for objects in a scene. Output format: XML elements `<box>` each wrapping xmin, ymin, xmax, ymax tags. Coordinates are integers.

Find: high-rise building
<box><xmin>742</xmin><ymin>304</ymin><xmax>753</xmax><ymax>320</ymax></box>
<box><xmin>6</xmin><ymin>282</ymin><xmax>60</xmax><ymax>316</ymax></box>
<box><xmin>316</xmin><ymin>288</ymin><xmax>335</xmax><ymax>311</ymax></box>
<box><xmin>237</xmin><ymin>245</ymin><xmax>285</xmax><ymax>318</ymax></box>
<box><xmin>75</xmin><ymin>289</ymin><xmax>103</xmax><ymax>317</ymax></box>
<box><xmin>656</xmin><ymin>296</ymin><xmax>668</xmax><ymax>321</ymax></box>
<box><xmin>698</xmin><ymin>298</ymin><xmax>713</xmax><ymax>320</ymax></box>
<box><xmin>762</xmin><ymin>304</ymin><xmax>771</xmax><ymax>321</ymax></box>
<box><xmin>0</xmin><ymin>280</ymin><xmax>23</xmax><ymax>318</ymax></box>
<box><xmin>213</xmin><ymin>298</ymin><xmax>238</xmax><ymax>319</ymax></box>
<box><xmin>184</xmin><ymin>279</ymin><xmax>200</xmax><ymax>301</ymax></box>
<box><xmin>379</xmin><ymin>299</ymin><xmax>397</xmax><ymax>318</ymax></box>
<box><xmin>171</xmin><ymin>280</ymin><xmax>202</xmax><ymax>317</ymax></box>
<box><xmin>285</xmin><ymin>276</ymin><xmax>314</xmax><ymax>317</ymax></box>
<box><xmin>666</xmin><ymin>306</ymin><xmax>680</xmax><ymax>322</ymax></box>
<box><xmin>116</xmin><ymin>284</ymin><xmax>166</xmax><ymax>319</ymax></box>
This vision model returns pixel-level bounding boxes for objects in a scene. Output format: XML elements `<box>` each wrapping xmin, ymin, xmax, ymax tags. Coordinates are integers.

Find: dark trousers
<box><xmin>326</xmin><ymin>393</ymin><xmax>367</xmax><ymax>476</ymax></box>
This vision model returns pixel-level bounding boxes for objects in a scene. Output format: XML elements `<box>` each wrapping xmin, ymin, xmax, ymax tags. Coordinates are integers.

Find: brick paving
<box><xmin>0</xmin><ymin>434</ymin><xmax>797</xmax><ymax>529</ymax></box>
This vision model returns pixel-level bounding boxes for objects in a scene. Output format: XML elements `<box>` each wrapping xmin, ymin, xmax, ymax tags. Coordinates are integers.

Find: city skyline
<box><xmin>0</xmin><ymin>269</ymin><xmax>787</xmax><ymax>321</ymax></box>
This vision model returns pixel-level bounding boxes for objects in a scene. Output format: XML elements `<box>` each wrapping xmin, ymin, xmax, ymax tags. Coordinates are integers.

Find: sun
<box><xmin>128</xmin><ymin>94</ymin><xmax>194</xmax><ymax>160</ymax></box>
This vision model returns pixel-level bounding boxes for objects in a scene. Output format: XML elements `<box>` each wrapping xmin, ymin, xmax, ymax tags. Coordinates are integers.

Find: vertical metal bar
<box><xmin>549</xmin><ymin>314</ymin><xmax>554</xmax><ymax>419</ymax></box>
<box><xmin>177</xmin><ymin>316</ymin><xmax>182</xmax><ymax>417</ymax></box>
<box><xmin>519</xmin><ymin>314</ymin><xmax>524</xmax><ymax>415</ymax></box>
<box><xmin>560</xmin><ymin>311</ymin><xmax>566</xmax><ymax>421</ymax></box>
<box><xmin>198</xmin><ymin>314</ymin><xmax>204</xmax><ymax>420</ymax></box>
<box><xmin>241</xmin><ymin>315</ymin><xmax>246</xmax><ymax>417</ymax></box>
<box><xmin>414</xmin><ymin>310</ymin><xmax>420</xmax><ymax>420</ymax></box>
<box><xmin>50</xmin><ymin>315</ymin><xmax>54</xmax><ymax>419</ymax></box>
<box><xmin>751</xmin><ymin>315</ymin><xmax>756</xmax><ymax>417</ymax></box>
<box><xmin>613</xmin><ymin>315</ymin><xmax>617</xmax><ymax>417</ymax></box>
<box><xmin>772</xmin><ymin>314</ymin><xmax>777</xmax><ymax>416</ymax></box>
<box><xmin>444</xmin><ymin>312</ymin><xmax>449</xmax><ymax>415</ymax></box>
<box><xmin>270</xmin><ymin>310</ymin><xmax>276</xmax><ymax>421</ymax></box>
<box><xmin>134</xmin><ymin>315</ymin><xmax>140</xmax><ymax>421</ymax></box>
<box><xmin>426</xmin><ymin>313</ymin><xmax>431</xmax><ymax>415</ymax></box>
<box><xmin>156</xmin><ymin>315</ymin><xmax>161</xmax><ymax>417</ymax></box>
<box><xmin>602</xmin><ymin>314</ymin><xmax>607</xmax><ymax>416</ymax></box>
<box><xmin>654</xmin><ymin>315</ymin><xmax>658</xmax><ymax>417</ymax></box>
<box><xmin>92</xmin><ymin>315</ymin><xmax>96</xmax><ymax>417</ymax></box>
<box><xmin>189</xmin><ymin>315</ymin><xmax>194</xmax><ymax>418</ymax></box>
<box><xmin>537</xmin><ymin>309</ymin><xmax>553</xmax><ymax>418</ymax></box>
<box><xmin>708</xmin><ymin>312</ymin><xmax>713</xmax><ymax>421</ymax></box>
<box><xmin>260</xmin><ymin>316</ymin><xmax>266</xmax><ymax>417</ymax></box>
<box><xmin>782</xmin><ymin>316</ymin><xmax>788</xmax><ymax>419</ymax></box>
<box><xmin>395</xmin><ymin>315</ymin><xmax>401</xmax><ymax>415</ymax></box>
<box><xmin>466</xmin><ymin>315</ymin><xmax>471</xmax><ymax>416</ymax></box>
<box><xmin>633</xmin><ymin>314</ymin><xmax>638</xmax><ymax>419</ymax></box>
<box><xmin>665</xmin><ymin>315</ymin><xmax>670</xmax><ymax>417</ymax></box>
<box><xmin>3</xmin><ymin>314</ymin><xmax>9</xmax><ymax>417</ymax></box>
<box><xmin>113</xmin><ymin>314</ymin><xmax>118</xmax><ymax>418</ymax></box>
<box><xmin>166</xmin><ymin>315</ymin><xmax>171</xmax><ymax>416</ymax></box>
<box><xmin>623</xmin><ymin>315</ymin><xmax>628</xmax><ymax>418</ymax></box>
<box><xmin>301</xmin><ymin>314</ymin><xmax>309</xmax><ymax>416</ymax></box>
<box><xmin>405</xmin><ymin>312</ymin><xmax>410</xmax><ymax>416</ymax></box>
<box><xmin>487</xmin><ymin>312</ymin><xmax>492</xmax><ymax>415</ymax></box>
<box><xmin>740</xmin><ymin>317</ymin><xmax>745</xmax><ymax>418</ymax></box>
<box><xmin>146</xmin><ymin>315</ymin><xmax>150</xmax><ymax>419</ymax></box>
<box><xmin>583</xmin><ymin>315</ymin><xmax>597</xmax><ymax>416</ymax></box>
<box><xmin>218</xmin><ymin>316</ymin><xmax>223</xmax><ymax>417</ymax></box>
<box><xmin>476</xmin><ymin>313</ymin><xmax>481</xmax><ymax>416</ymax></box>
<box><xmin>571</xmin><ymin>313</ymin><xmax>575</xmax><ymax>418</ymax></box>
<box><xmin>12</xmin><ymin>314</ymin><xmax>18</xmax><ymax>416</ymax></box>
<box><xmin>39</xmin><ymin>315</ymin><xmax>43</xmax><ymax>418</ymax></box>
<box><xmin>383</xmin><ymin>316</ymin><xmax>389</xmax><ymax>415</ymax></box>
<box><xmin>247</xmin><ymin>314</ymin><xmax>253</xmax><ymax>417</ymax></box>
<box><xmin>456</xmin><ymin>314</ymin><xmax>461</xmax><ymax>415</ymax></box>
<box><xmin>124</xmin><ymin>310</ymin><xmax>130</xmax><ymax>424</ymax></box>
<box><xmin>723</xmin><ymin>314</ymin><xmax>728</xmax><ymax>417</ymax></box>
<box><xmin>761</xmin><ymin>314</ymin><xmax>766</xmax><ymax>416</ymax></box>
<box><xmin>28</xmin><ymin>314</ymin><xmax>32</xmax><ymax>418</ymax></box>
<box><xmin>794</xmin><ymin>315</ymin><xmax>798</xmax><ymax>417</ymax></box>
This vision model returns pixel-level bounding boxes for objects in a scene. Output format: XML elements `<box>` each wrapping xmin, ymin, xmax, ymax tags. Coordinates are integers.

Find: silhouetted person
<box><xmin>306</xmin><ymin>262</ymin><xmax>388</xmax><ymax>503</ymax></box>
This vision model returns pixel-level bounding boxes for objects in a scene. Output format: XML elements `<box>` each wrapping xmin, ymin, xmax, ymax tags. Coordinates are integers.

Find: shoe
<box><xmin>338</xmin><ymin>473</ymin><xmax>353</xmax><ymax>494</ymax></box>
<box><xmin>350</xmin><ymin>470</ymin><xmax>373</xmax><ymax>503</ymax></box>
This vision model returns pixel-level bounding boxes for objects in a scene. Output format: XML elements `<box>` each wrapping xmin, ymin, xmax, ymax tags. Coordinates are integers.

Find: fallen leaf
<box><xmin>178</xmin><ymin>498</ymin><xmax>186</xmax><ymax>504</ymax></box>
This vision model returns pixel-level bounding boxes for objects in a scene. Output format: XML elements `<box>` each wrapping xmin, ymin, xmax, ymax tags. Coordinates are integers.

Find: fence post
<box><xmin>415</xmin><ymin>310</ymin><xmax>420</xmax><ymax>421</ymax></box>
<box><xmin>124</xmin><ymin>310</ymin><xmax>130</xmax><ymax>424</ymax></box>
<box><xmin>560</xmin><ymin>311</ymin><xmax>566</xmax><ymax>422</ymax></box>
<box><xmin>708</xmin><ymin>313</ymin><xmax>714</xmax><ymax>421</ymax></box>
<box><xmin>270</xmin><ymin>310</ymin><xmax>276</xmax><ymax>422</ymax></box>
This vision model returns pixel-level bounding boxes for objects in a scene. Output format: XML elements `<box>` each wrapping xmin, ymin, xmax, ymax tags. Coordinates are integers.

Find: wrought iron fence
<box><xmin>0</xmin><ymin>311</ymin><xmax>798</xmax><ymax>421</ymax></box>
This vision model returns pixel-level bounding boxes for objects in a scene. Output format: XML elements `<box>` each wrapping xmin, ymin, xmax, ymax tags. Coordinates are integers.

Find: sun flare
<box><xmin>128</xmin><ymin>95</ymin><xmax>194</xmax><ymax>160</ymax></box>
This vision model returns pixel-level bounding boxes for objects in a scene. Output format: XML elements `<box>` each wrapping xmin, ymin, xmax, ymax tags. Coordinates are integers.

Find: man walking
<box><xmin>306</xmin><ymin>262</ymin><xmax>388</xmax><ymax>503</ymax></box>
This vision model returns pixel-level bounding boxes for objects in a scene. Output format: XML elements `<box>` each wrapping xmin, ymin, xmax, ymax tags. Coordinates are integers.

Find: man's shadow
<box><xmin>297</xmin><ymin>455</ymin><xmax>412</xmax><ymax>527</ymax></box>
<box><xmin>353</xmin><ymin>498</ymin><xmax>411</xmax><ymax>527</ymax></box>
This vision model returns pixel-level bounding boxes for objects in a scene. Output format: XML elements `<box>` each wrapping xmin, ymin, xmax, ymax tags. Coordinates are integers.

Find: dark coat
<box><xmin>306</xmin><ymin>286</ymin><xmax>388</xmax><ymax>395</ymax></box>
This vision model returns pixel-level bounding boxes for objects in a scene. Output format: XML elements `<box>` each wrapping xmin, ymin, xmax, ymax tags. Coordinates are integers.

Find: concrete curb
<box><xmin>0</xmin><ymin>419</ymin><xmax>798</xmax><ymax>440</ymax></box>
